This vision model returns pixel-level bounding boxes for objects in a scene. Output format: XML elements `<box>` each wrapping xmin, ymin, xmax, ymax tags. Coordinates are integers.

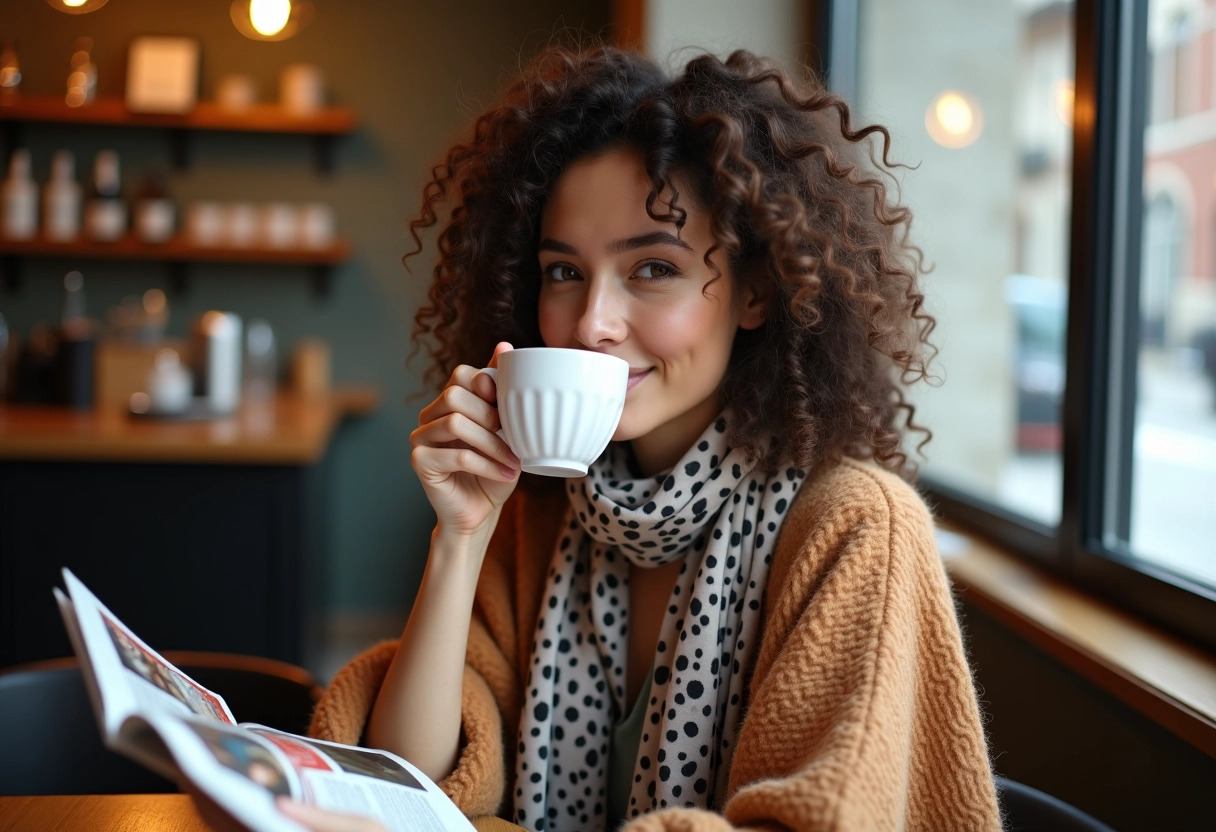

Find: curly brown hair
<box><xmin>409</xmin><ymin>44</ymin><xmax>935</xmax><ymax>478</ymax></box>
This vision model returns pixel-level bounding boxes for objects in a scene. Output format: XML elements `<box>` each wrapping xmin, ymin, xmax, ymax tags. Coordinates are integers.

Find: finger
<box><xmin>472</xmin><ymin>342</ymin><xmax>515</xmax><ymax>401</ymax></box>
<box><xmin>412</xmin><ymin>412</ymin><xmax>518</xmax><ymax>467</ymax></box>
<box><xmin>412</xmin><ymin>445</ymin><xmax>520</xmax><ymax>482</ymax></box>
<box><xmin>419</xmin><ymin>382</ymin><xmax>501</xmax><ymax>432</ymax></box>
<box><xmin>488</xmin><ymin>341</ymin><xmax>514</xmax><ymax>369</ymax></box>
<box><xmin>276</xmin><ymin>798</ymin><xmax>388</xmax><ymax>832</ymax></box>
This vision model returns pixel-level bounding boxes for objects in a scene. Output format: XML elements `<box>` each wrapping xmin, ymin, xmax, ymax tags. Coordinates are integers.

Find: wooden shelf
<box><xmin>0</xmin><ymin>96</ymin><xmax>356</xmax><ymax>134</ymax></box>
<box><xmin>0</xmin><ymin>233</ymin><xmax>349</xmax><ymax>263</ymax></box>
<box><xmin>0</xmin><ymin>97</ymin><xmax>356</xmax><ymax>171</ymax></box>
<box><xmin>0</xmin><ymin>234</ymin><xmax>351</xmax><ymax>297</ymax></box>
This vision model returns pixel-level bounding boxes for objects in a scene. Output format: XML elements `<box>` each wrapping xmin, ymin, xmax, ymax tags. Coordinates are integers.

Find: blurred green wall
<box><xmin>0</xmin><ymin>0</ymin><xmax>611</xmax><ymax>613</ymax></box>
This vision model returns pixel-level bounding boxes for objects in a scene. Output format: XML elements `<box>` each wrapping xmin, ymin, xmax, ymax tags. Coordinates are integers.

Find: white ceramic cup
<box><xmin>479</xmin><ymin>348</ymin><xmax>628</xmax><ymax>478</ymax></box>
<box><xmin>224</xmin><ymin>202</ymin><xmax>258</xmax><ymax>248</ymax></box>
<box><xmin>187</xmin><ymin>201</ymin><xmax>224</xmax><ymax>247</ymax></box>
<box><xmin>281</xmin><ymin>64</ymin><xmax>323</xmax><ymax>115</ymax></box>
<box><xmin>298</xmin><ymin>202</ymin><xmax>334</xmax><ymax>249</ymax></box>
<box><xmin>216</xmin><ymin>74</ymin><xmax>256</xmax><ymax>112</ymax></box>
<box><xmin>260</xmin><ymin>202</ymin><xmax>298</xmax><ymax>249</ymax></box>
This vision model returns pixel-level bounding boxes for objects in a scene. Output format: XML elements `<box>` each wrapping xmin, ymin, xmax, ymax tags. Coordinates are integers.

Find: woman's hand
<box><xmin>180</xmin><ymin>780</ymin><xmax>388</xmax><ymax>832</ymax></box>
<box><xmin>410</xmin><ymin>341</ymin><xmax>520</xmax><ymax>538</ymax></box>
<box><xmin>277</xmin><ymin>799</ymin><xmax>390</xmax><ymax>832</ymax></box>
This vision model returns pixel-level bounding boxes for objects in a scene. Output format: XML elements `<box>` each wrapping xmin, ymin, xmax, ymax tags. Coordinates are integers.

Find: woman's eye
<box><xmin>545</xmin><ymin>264</ymin><xmax>580</xmax><ymax>282</ymax></box>
<box><xmin>636</xmin><ymin>262</ymin><xmax>676</xmax><ymax>280</ymax></box>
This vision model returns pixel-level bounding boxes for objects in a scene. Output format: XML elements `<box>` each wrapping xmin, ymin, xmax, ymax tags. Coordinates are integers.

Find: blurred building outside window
<box><xmin>1134</xmin><ymin>0</ymin><xmax>1216</xmax><ymax>587</ymax></box>
<box><xmin>858</xmin><ymin>0</ymin><xmax>1073</xmax><ymax>526</ymax></box>
<box><xmin>858</xmin><ymin>0</ymin><xmax>1214</xmax><ymax>591</ymax></box>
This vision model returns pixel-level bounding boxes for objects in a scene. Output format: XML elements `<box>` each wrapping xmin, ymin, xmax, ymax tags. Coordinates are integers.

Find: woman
<box><xmin>308</xmin><ymin>45</ymin><xmax>1001</xmax><ymax>832</ymax></box>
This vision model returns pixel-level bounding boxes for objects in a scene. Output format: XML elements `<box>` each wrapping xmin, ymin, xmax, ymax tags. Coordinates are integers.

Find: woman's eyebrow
<box><xmin>538</xmin><ymin>231</ymin><xmax>694</xmax><ymax>256</ymax></box>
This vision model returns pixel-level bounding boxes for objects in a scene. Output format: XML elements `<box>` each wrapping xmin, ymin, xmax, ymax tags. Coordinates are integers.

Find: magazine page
<box><xmin>151</xmin><ymin>714</ymin><xmax>475</xmax><ymax>832</ymax></box>
<box><xmin>248</xmin><ymin>726</ymin><xmax>475</xmax><ymax>832</ymax></box>
<box><xmin>60</xmin><ymin>568</ymin><xmax>237</xmax><ymax>746</ymax></box>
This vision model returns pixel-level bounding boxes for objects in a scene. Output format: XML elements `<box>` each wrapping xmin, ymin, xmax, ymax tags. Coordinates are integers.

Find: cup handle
<box><xmin>471</xmin><ymin>367</ymin><xmax>509</xmax><ymax>444</ymax></box>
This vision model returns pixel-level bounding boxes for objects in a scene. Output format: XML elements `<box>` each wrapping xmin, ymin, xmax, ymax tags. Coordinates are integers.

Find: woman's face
<box><xmin>537</xmin><ymin>146</ymin><xmax>765</xmax><ymax>475</ymax></box>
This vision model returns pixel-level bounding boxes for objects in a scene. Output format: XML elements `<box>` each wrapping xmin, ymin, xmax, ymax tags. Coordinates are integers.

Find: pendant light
<box><xmin>231</xmin><ymin>0</ymin><xmax>314</xmax><ymax>42</ymax></box>
<box><xmin>47</xmin><ymin>0</ymin><xmax>109</xmax><ymax>13</ymax></box>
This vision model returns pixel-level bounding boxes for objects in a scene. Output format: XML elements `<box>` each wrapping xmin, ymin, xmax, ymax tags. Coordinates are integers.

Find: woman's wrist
<box><xmin>429</xmin><ymin>519</ymin><xmax>498</xmax><ymax>582</ymax></box>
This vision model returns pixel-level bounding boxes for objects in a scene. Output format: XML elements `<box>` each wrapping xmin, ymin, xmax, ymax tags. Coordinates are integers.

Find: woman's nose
<box><xmin>574</xmin><ymin>277</ymin><xmax>627</xmax><ymax>349</ymax></box>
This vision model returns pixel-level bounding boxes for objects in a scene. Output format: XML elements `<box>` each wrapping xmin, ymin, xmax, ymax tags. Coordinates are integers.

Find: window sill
<box><xmin>938</xmin><ymin>524</ymin><xmax>1216</xmax><ymax>759</ymax></box>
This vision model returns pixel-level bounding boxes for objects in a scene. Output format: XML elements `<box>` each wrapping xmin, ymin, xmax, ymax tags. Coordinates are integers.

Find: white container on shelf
<box><xmin>260</xmin><ymin>202</ymin><xmax>298</xmax><ymax>249</ymax></box>
<box><xmin>44</xmin><ymin>150</ymin><xmax>82</xmax><ymax>242</ymax></box>
<box><xmin>216</xmin><ymin>74</ymin><xmax>256</xmax><ymax>112</ymax></box>
<box><xmin>187</xmin><ymin>201</ymin><xmax>224</xmax><ymax>247</ymax></box>
<box><xmin>298</xmin><ymin>202</ymin><xmax>334</xmax><ymax>249</ymax></box>
<box><xmin>1</xmin><ymin>148</ymin><xmax>38</xmax><ymax>240</ymax></box>
<box><xmin>280</xmin><ymin>64</ymin><xmax>323</xmax><ymax>115</ymax></box>
<box><xmin>84</xmin><ymin>150</ymin><xmax>126</xmax><ymax>242</ymax></box>
<box><xmin>224</xmin><ymin>202</ymin><xmax>258</xmax><ymax>248</ymax></box>
<box><xmin>135</xmin><ymin>199</ymin><xmax>175</xmax><ymax>244</ymax></box>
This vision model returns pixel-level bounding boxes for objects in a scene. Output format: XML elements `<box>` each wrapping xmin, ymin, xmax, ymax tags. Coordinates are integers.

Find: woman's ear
<box><xmin>738</xmin><ymin>277</ymin><xmax>773</xmax><ymax>331</ymax></box>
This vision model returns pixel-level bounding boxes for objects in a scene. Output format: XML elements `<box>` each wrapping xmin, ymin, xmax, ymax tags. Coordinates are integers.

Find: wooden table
<box><xmin>0</xmin><ymin>795</ymin><xmax>209</xmax><ymax>831</ymax></box>
<box><xmin>0</xmin><ymin>795</ymin><xmax>523</xmax><ymax>831</ymax></box>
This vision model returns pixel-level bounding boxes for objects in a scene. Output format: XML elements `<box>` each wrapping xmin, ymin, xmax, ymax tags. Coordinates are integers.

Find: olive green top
<box><xmin>606</xmin><ymin>668</ymin><xmax>653</xmax><ymax>830</ymax></box>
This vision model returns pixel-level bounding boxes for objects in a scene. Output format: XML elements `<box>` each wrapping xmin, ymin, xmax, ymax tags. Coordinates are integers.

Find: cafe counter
<box><xmin>0</xmin><ymin>388</ymin><xmax>379</xmax><ymax>669</ymax></box>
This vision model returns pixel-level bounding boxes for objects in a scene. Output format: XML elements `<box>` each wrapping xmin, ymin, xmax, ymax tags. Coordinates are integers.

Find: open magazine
<box><xmin>54</xmin><ymin>568</ymin><xmax>475</xmax><ymax>832</ymax></box>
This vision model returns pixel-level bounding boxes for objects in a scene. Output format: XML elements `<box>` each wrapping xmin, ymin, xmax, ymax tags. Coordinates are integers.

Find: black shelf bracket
<box><xmin>315</xmin><ymin>134</ymin><xmax>337</xmax><ymax>174</ymax></box>
<box><xmin>167</xmin><ymin>261</ymin><xmax>189</xmax><ymax>296</ymax></box>
<box><xmin>311</xmin><ymin>264</ymin><xmax>332</xmax><ymax>298</ymax></box>
<box><xmin>168</xmin><ymin>128</ymin><xmax>190</xmax><ymax>169</ymax></box>
<box><xmin>0</xmin><ymin>254</ymin><xmax>20</xmax><ymax>294</ymax></box>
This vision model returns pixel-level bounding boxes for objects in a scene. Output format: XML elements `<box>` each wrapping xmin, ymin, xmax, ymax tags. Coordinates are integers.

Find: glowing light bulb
<box><xmin>925</xmin><ymin>90</ymin><xmax>983</xmax><ymax>149</ymax></box>
<box><xmin>250</xmin><ymin>0</ymin><xmax>292</xmax><ymax>37</ymax></box>
<box><xmin>62</xmin><ymin>0</ymin><xmax>88</xmax><ymax>6</ymax></box>
<box><xmin>936</xmin><ymin>94</ymin><xmax>973</xmax><ymax>135</ymax></box>
<box><xmin>1055</xmin><ymin>79</ymin><xmax>1075</xmax><ymax>127</ymax></box>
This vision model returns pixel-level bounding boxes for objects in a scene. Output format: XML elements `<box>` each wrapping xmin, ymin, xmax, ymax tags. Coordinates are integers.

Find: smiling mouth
<box><xmin>626</xmin><ymin>369</ymin><xmax>652</xmax><ymax>391</ymax></box>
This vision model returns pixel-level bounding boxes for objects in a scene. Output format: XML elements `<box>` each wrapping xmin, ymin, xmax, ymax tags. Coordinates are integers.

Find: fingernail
<box><xmin>501</xmin><ymin>464</ymin><xmax>518</xmax><ymax>479</ymax></box>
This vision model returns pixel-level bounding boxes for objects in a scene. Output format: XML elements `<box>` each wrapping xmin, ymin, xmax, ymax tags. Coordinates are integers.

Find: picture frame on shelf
<box><xmin>125</xmin><ymin>36</ymin><xmax>200</xmax><ymax>114</ymax></box>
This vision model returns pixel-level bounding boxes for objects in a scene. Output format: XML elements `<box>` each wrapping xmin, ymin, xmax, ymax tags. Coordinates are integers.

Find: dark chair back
<box><xmin>0</xmin><ymin>653</ymin><xmax>321</xmax><ymax>796</ymax></box>
<box><xmin>997</xmin><ymin>776</ymin><xmax>1118</xmax><ymax>832</ymax></box>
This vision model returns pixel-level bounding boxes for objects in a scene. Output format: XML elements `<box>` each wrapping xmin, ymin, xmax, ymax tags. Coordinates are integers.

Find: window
<box><xmin>826</xmin><ymin>0</ymin><xmax>1216</xmax><ymax>651</ymax></box>
<box><xmin>853</xmin><ymin>0</ymin><xmax>1075</xmax><ymax>527</ymax></box>
<box><xmin>1130</xmin><ymin>0</ymin><xmax>1215</xmax><ymax>591</ymax></box>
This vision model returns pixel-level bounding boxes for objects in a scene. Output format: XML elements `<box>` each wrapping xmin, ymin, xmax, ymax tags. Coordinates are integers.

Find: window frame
<box><xmin>817</xmin><ymin>0</ymin><xmax>1216</xmax><ymax>653</ymax></box>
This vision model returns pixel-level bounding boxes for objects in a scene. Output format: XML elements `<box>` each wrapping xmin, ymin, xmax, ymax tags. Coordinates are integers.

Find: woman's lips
<box><xmin>626</xmin><ymin>368</ymin><xmax>652</xmax><ymax>391</ymax></box>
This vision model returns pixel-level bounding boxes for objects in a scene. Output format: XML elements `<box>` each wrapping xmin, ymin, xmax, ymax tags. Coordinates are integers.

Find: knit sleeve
<box><xmin>622</xmin><ymin>461</ymin><xmax>1001</xmax><ymax>832</ymax></box>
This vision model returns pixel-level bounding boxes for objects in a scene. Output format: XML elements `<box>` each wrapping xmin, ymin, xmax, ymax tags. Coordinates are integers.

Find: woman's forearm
<box><xmin>365</xmin><ymin>523</ymin><xmax>494</xmax><ymax>782</ymax></box>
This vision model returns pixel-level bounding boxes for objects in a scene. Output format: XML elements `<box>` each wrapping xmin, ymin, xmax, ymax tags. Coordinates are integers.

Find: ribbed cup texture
<box><xmin>501</xmin><ymin>388</ymin><xmax>624</xmax><ymax>471</ymax></box>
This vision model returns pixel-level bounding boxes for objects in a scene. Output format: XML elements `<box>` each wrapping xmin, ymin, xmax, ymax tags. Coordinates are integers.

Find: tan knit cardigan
<box><xmin>310</xmin><ymin>458</ymin><xmax>1002</xmax><ymax>831</ymax></box>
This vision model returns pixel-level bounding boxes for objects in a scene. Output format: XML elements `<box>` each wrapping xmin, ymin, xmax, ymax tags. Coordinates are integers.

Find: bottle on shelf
<box><xmin>0</xmin><ymin>40</ymin><xmax>21</xmax><ymax>104</ymax></box>
<box><xmin>84</xmin><ymin>150</ymin><xmax>126</xmax><ymax>242</ymax></box>
<box><xmin>56</xmin><ymin>270</ymin><xmax>95</xmax><ymax>409</ymax></box>
<box><xmin>134</xmin><ymin>166</ymin><xmax>175</xmax><ymax>244</ymax></box>
<box><xmin>1</xmin><ymin>148</ymin><xmax>38</xmax><ymax>241</ymax></box>
<box><xmin>0</xmin><ymin>312</ymin><xmax>9</xmax><ymax>401</ymax></box>
<box><xmin>44</xmin><ymin>150</ymin><xmax>82</xmax><ymax>242</ymax></box>
<box><xmin>65</xmin><ymin>37</ymin><xmax>97</xmax><ymax>108</ymax></box>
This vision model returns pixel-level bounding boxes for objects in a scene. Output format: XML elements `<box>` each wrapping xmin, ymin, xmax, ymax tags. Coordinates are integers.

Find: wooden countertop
<box><xmin>0</xmin><ymin>387</ymin><xmax>379</xmax><ymax>465</ymax></box>
<box><xmin>939</xmin><ymin>525</ymin><xmax>1216</xmax><ymax>759</ymax></box>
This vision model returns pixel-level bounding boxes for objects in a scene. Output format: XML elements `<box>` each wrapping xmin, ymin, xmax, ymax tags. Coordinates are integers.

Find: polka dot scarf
<box><xmin>513</xmin><ymin>415</ymin><xmax>806</xmax><ymax>832</ymax></box>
